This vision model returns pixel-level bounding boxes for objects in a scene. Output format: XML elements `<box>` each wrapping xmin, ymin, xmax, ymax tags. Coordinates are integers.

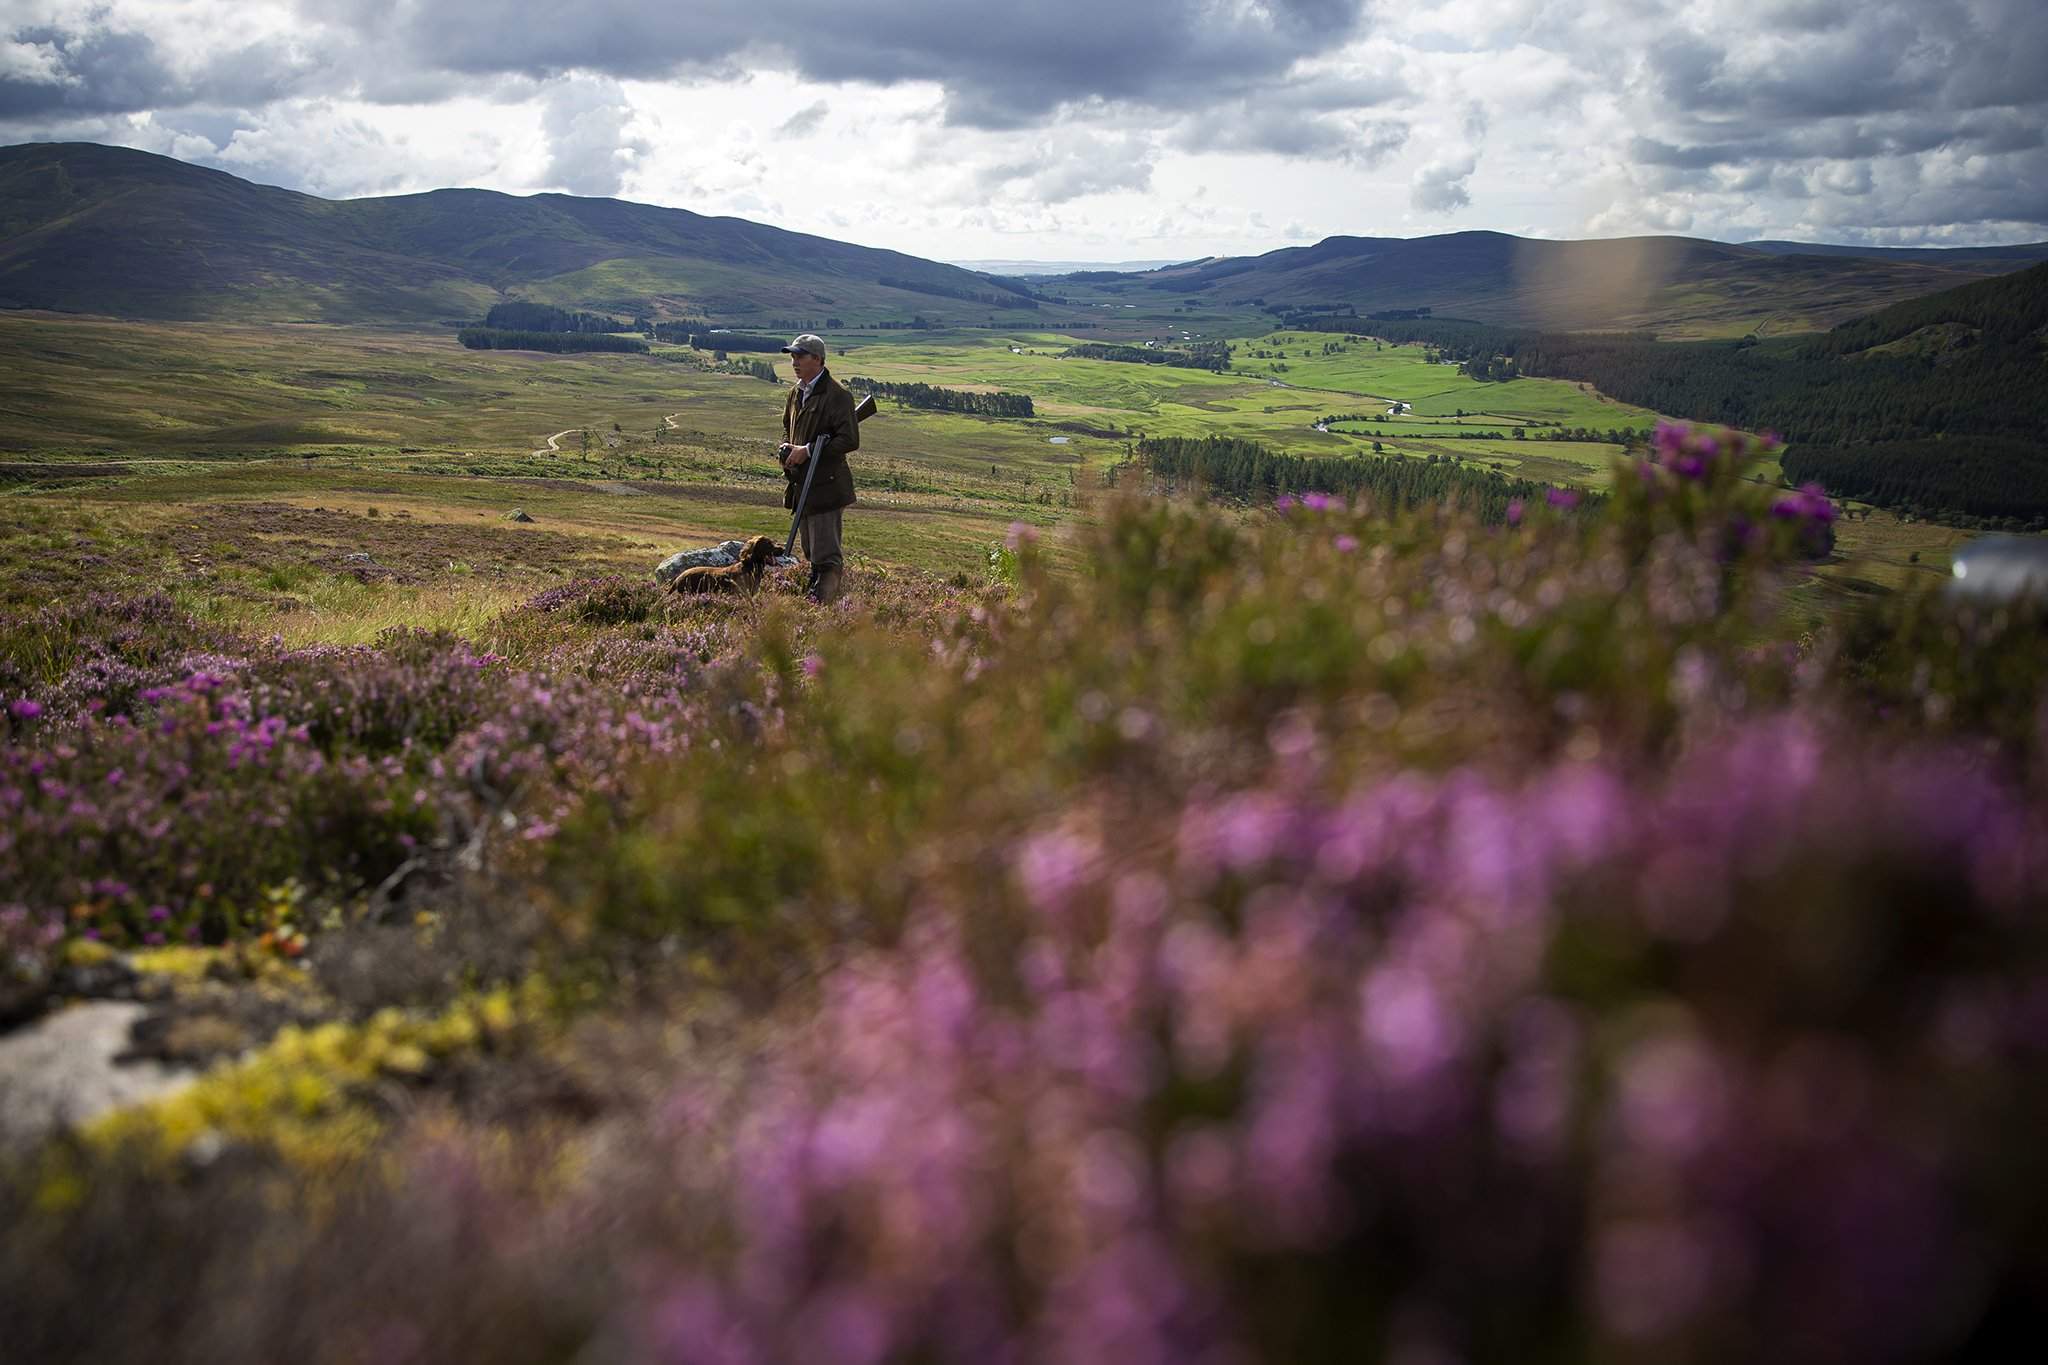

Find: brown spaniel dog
<box><xmin>667</xmin><ymin>535</ymin><xmax>779</xmax><ymax>596</ymax></box>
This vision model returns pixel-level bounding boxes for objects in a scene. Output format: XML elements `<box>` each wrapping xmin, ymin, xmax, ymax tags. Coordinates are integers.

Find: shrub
<box><xmin>519</xmin><ymin>575</ymin><xmax>658</xmax><ymax>626</ymax></box>
<box><xmin>7</xmin><ymin>446</ymin><xmax>2048</xmax><ymax>1365</ymax></box>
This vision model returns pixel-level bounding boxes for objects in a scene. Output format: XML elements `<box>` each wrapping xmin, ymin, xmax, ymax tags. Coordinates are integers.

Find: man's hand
<box><xmin>784</xmin><ymin>442</ymin><xmax>811</xmax><ymax>467</ymax></box>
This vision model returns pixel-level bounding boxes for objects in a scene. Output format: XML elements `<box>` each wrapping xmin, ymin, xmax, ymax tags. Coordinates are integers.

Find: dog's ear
<box><xmin>747</xmin><ymin>535</ymin><xmax>776</xmax><ymax>565</ymax></box>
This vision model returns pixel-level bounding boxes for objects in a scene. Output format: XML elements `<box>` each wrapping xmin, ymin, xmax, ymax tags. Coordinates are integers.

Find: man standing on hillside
<box><xmin>777</xmin><ymin>332</ymin><xmax>860</xmax><ymax>604</ymax></box>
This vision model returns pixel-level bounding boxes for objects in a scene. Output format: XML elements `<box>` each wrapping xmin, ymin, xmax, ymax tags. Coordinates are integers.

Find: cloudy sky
<box><xmin>4</xmin><ymin>0</ymin><xmax>2044</xmax><ymax>261</ymax></box>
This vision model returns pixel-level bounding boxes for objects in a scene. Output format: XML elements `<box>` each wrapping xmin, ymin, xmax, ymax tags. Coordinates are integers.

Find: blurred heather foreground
<box><xmin>4</xmin><ymin>426</ymin><xmax>2047</xmax><ymax>1364</ymax></box>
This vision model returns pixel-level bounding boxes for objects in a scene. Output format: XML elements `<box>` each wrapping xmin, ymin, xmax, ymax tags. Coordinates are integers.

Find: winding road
<box><xmin>530</xmin><ymin>428</ymin><xmax>578</xmax><ymax>458</ymax></box>
<box><xmin>532</xmin><ymin>412</ymin><xmax>685</xmax><ymax>458</ymax></box>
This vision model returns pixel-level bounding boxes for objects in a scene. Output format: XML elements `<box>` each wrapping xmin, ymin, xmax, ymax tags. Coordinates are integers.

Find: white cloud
<box><xmin>1412</xmin><ymin>155</ymin><xmax>1477</xmax><ymax>213</ymax></box>
<box><xmin>0</xmin><ymin>0</ymin><xmax>2042</xmax><ymax>258</ymax></box>
<box><xmin>540</xmin><ymin>76</ymin><xmax>649</xmax><ymax>197</ymax></box>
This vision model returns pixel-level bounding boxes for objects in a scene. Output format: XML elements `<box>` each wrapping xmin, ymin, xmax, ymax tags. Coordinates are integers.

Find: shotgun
<box><xmin>783</xmin><ymin>392</ymin><xmax>878</xmax><ymax>557</ymax></box>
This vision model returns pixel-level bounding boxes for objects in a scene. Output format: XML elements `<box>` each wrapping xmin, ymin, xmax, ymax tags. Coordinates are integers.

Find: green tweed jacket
<box><xmin>781</xmin><ymin>368</ymin><xmax>860</xmax><ymax>514</ymax></box>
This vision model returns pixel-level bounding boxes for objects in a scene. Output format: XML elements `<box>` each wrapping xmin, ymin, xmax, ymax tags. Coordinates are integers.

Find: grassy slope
<box><xmin>5</xmin><ymin>145</ymin><xmax>2025</xmax><ymax>340</ymax></box>
<box><xmin>0</xmin><ymin>143</ymin><xmax>1054</xmax><ymax>327</ymax></box>
<box><xmin>1093</xmin><ymin>231</ymin><xmax>2000</xmax><ymax>339</ymax></box>
<box><xmin>0</xmin><ymin>312</ymin><xmax>1970</xmax><ymax>631</ymax></box>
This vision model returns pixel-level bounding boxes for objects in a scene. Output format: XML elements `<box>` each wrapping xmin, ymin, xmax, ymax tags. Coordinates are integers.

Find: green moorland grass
<box><xmin>0</xmin><ymin>314</ymin><xmax>1656</xmax><ymax>483</ymax></box>
<box><xmin>834</xmin><ymin>329</ymin><xmax>1659</xmax><ymax>457</ymax></box>
<box><xmin>0</xmin><ymin>311</ymin><xmax>1975</xmax><ymax>637</ymax></box>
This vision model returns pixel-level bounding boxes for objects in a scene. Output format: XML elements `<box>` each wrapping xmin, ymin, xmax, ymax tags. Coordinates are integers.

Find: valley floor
<box><xmin>0</xmin><ymin>313</ymin><xmax>1974</xmax><ymax>627</ymax></box>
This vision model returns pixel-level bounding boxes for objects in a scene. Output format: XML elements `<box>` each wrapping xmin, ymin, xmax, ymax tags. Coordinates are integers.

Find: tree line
<box><xmin>1137</xmin><ymin>435</ymin><xmax>1560</xmax><ymax>525</ymax></box>
<box><xmin>842</xmin><ymin>378</ymin><xmax>1035</xmax><ymax>418</ymax></box>
<box><xmin>1459</xmin><ymin>354</ymin><xmax>1521</xmax><ymax>382</ymax></box>
<box><xmin>481</xmin><ymin>302</ymin><xmax>626</xmax><ymax>334</ymax></box>
<box><xmin>1782</xmin><ymin>438</ymin><xmax>2048</xmax><ymax>528</ymax></box>
<box><xmin>1062</xmin><ymin>341</ymin><xmax>1233</xmax><ymax>372</ymax></box>
<box><xmin>645</xmin><ymin>320</ymin><xmax>711</xmax><ymax>344</ymax></box>
<box><xmin>457</xmin><ymin>329</ymin><xmax>648</xmax><ymax>354</ymax></box>
<box><xmin>1539</xmin><ymin>425</ymin><xmax>1654</xmax><ymax>445</ymax></box>
<box><xmin>878</xmin><ymin>275</ymin><xmax>1039</xmax><ymax>309</ymax></box>
<box><xmin>1319</xmin><ymin>264</ymin><xmax>2048</xmax><ymax>519</ymax></box>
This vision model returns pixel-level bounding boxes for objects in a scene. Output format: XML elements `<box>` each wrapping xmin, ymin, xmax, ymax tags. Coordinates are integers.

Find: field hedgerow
<box><xmin>3</xmin><ymin>424</ymin><xmax>2047</xmax><ymax>1364</ymax></box>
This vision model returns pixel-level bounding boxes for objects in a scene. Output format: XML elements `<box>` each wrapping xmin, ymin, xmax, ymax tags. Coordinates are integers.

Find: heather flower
<box><xmin>1013</xmin><ymin>828</ymin><xmax>1098</xmax><ymax>913</ymax></box>
<box><xmin>8</xmin><ymin>698</ymin><xmax>41</xmax><ymax>720</ymax></box>
<box><xmin>6</xmin><ymin>489</ymin><xmax>2048</xmax><ymax>1362</ymax></box>
<box><xmin>1547</xmin><ymin>487</ymin><xmax>1581</xmax><ymax>510</ymax></box>
<box><xmin>1653</xmin><ymin>421</ymin><xmax>1688</xmax><ymax>460</ymax></box>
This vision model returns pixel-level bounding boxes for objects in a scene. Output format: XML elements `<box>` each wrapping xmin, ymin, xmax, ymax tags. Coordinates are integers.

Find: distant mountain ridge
<box><xmin>1055</xmin><ymin>230</ymin><xmax>2047</xmax><ymax>337</ymax></box>
<box><xmin>0</xmin><ymin>142</ymin><xmax>1044</xmax><ymax>325</ymax></box>
<box><xmin>952</xmin><ymin>258</ymin><xmax>1182</xmax><ymax>277</ymax></box>
<box><xmin>1742</xmin><ymin>240</ymin><xmax>2048</xmax><ymax>268</ymax></box>
<box><xmin>2</xmin><ymin>142</ymin><xmax>2040</xmax><ymax>336</ymax></box>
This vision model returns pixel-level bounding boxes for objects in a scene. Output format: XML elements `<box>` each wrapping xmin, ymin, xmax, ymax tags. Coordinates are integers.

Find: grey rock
<box><xmin>654</xmin><ymin>539</ymin><xmax>800</xmax><ymax>584</ymax></box>
<box><xmin>507</xmin><ymin>510</ymin><xmax>536</xmax><ymax>523</ymax></box>
<box><xmin>0</xmin><ymin>1002</ymin><xmax>193</xmax><ymax>1152</ymax></box>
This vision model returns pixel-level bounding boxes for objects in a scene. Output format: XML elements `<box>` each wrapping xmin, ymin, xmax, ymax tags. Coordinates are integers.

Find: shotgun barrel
<box><xmin>784</xmin><ymin>393</ymin><xmax>877</xmax><ymax>557</ymax></box>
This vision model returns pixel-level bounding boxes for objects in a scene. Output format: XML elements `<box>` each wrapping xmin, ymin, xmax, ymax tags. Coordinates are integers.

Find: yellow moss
<box><xmin>478</xmin><ymin>989</ymin><xmax>518</xmax><ymax>1036</ymax></box>
<box><xmin>61</xmin><ymin>939</ymin><xmax>116</xmax><ymax>968</ymax></box>
<box><xmin>80</xmin><ymin>978</ymin><xmax>563</xmax><ymax>1173</ymax></box>
<box><xmin>382</xmin><ymin>1042</ymin><xmax>431</xmax><ymax>1076</ymax></box>
<box><xmin>33</xmin><ymin>1165</ymin><xmax>87</xmax><ymax>1215</ymax></box>
<box><xmin>127</xmin><ymin>945</ymin><xmax>223</xmax><ymax>979</ymax></box>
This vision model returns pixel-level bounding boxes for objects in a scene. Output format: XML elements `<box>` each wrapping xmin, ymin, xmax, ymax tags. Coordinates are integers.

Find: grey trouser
<box><xmin>799</xmin><ymin>507</ymin><xmax>844</xmax><ymax>571</ymax></box>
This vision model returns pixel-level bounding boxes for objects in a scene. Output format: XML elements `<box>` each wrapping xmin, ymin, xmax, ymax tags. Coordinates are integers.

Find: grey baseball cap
<box><xmin>780</xmin><ymin>333</ymin><xmax>826</xmax><ymax>359</ymax></box>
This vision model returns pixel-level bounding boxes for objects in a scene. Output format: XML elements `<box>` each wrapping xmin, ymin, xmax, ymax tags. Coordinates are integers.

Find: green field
<box><xmin>0</xmin><ymin>311</ymin><xmax>1965</xmax><ymax>636</ymax></box>
<box><xmin>3</xmin><ymin>313</ymin><xmax>1668</xmax><ymax>497</ymax></box>
<box><xmin>831</xmin><ymin>327</ymin><xmax>1666</xmax><ymax>477</ymax></box>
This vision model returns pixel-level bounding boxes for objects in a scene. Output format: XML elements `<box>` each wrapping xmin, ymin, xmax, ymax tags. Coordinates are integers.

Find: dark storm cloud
<box><xmin>1632</xmin><ymin>0</ymin><xmax>2047</xmax><ymax>158</ymax></box>
<box><xmin>1599</xmin><ymin>0</ymin><xmax>2048</xmax><ymax>239</ymax></box>
<box><xmin>5</xmin><ymin>1</ymin><xmax>1379</xmax><ymax>164</ymax></box>
<box><xmin>1</xmin><ymin>21</ymin><xmax>327</xmax><ymax>120</ymax></box>
<box><xmin>3</xmin><ymin>1</ymin><xmax>1366</xmax><ymax>125</ymax></box>
<box><xmin>0</xmin><ymin>24</ymin><xmax>172</xmax><ymax>118</ymax></box>
<box><xmin>4</xmin><ymin>0</ymin><xmax>2044</xmax><ymax>240</ymax></box>
<box><xmin>367</xmin><ymin>0</ymin><xmax>1371</xmax><ymax>131</ymax></box>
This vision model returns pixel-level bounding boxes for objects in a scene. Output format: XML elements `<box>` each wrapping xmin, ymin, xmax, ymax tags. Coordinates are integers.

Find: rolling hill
<box><xmin>1337</xmin><ymin>262</ymin><xmax>2048</xmax><ymax>522</ymax></box>
<box><xmin>3</xmin><ymin>142</ymin><xmax>2042</xmax><ymax>338</ymax></box>
<box><xmin>1743</xmin><ymin>240</ymin><xmax>2048</xmax><ymax>270</ymax></box>
<box><xmin>1054</xmin><ymin>230</ymin><xmax>2047</xmax><ymax>338</ymax></box>
<box><xmin>0</xmin><ymin>142</ymin><xmax>1045</xmax><ymax>326</ymax></box>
